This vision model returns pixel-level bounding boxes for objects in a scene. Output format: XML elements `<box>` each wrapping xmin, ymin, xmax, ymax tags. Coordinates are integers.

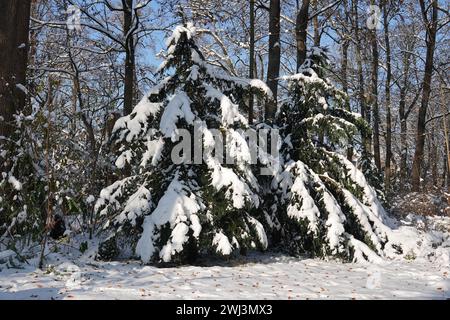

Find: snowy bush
<box><xmin>0</xmin><ymin>100</ymin><xmax>105</xmax><ymax>252</ymax></box>
<box><xmin>0</xmin><ymin>113</ymin><xmax>47</xmax><ymax>248</ymax></box>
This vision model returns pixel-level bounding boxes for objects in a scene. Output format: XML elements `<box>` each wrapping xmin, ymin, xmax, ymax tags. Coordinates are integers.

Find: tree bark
<box><xmin>441</xmin><ymin>85</ymin><xmax>450</xmax><ymax>189</ymax></box>
<box><xmin>296</xmin><ymin>0</ymin><xmax>310</xmax><ymax>70</ymax></box>
<box><xmin>352</xmin><ymin>0</ymin><xmax>370</xmax><ymax>153</ymax></box>
<box><xmin>399</xmin><ymin>86</ymin><xmax>408</xmax><ymax>182</ymax></box>
<box><xmin>411</xmin><ymin>0</ymin><xmax>438</xmax><ymax>191</ymax></box>
<box><xmin>383</xmin><ymin>1</ymin><xmax>392</xmax><ymax>189</ymax></box>
<box><xmin>341</xmin><ymin>0</ymin><xmax>352</xmax><ymax>160</ymax></box>
<box><xmin>312</xmin><ymin>0</ymin><xmax>320</xmax><ymax>47</ymax></box>
<box><xmin>398</xmin><ymin>45</ymin><xmax>413</xmax><ymax>183</ymax></box>
<box><xmin>265</xmin><ymin>0</ymin><xmax>281</xmax><ymax>120</ymax></box>
<box><xmin>249</xmin><ymin>0</ymin><xmax>255</xmax><ymax>123</ymax></box>
<box><xmin>27</xmin><ymin>0</ymin><xmax>39</xmax><ymax>115</ymax></box>
<box><xmin>370</xmin><ymin>0</ymin><xmax>381</xmax><ymax>171</ymax></box>
<box><xmin>0</xmin><ymin>0</ymin><xmax>32</xmax><ymax>137</ymax></box>
<box><xmin>430</xmin><ymin>125</ymin><xmax>438</xmax><ymax>185</ymax></box>
<box><xmin>123</xmin><ymin>0</ymin><xmax>135</xmax><ymax>116</ymax></box>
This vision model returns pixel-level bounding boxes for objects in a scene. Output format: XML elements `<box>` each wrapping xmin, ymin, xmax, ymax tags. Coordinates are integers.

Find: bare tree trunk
<box><xmin>443</xmin><ymin>154</ymin><xmax>448</xmax><ymax>189</ymax></box>
<box><xmin>430</xmin><ymin>125</ymin><xmax>438</xmax><ymax>185</ymax></box>
<box><xmin>0</xmin><ymin>0</ymin><xmax>31</xmax><ymax>137</ymax></box>
<box><xmin>296</xmin><ymin>0</ymin><xmax>310</xmax><ymax>70</ymax></box>
<box><xmin>266</xmin><ymin>0</ymin><xmax>281</xmax><ymax>121</ymax></box>
<box><xmin>312</xmin><ymin>0</ymin><xmax>320</xmax><ymax>46</ymax></box>
<box><xmin>411</xmin><ymin>0</ymin><xmax>438</xmax><ymax>191</ymax></box>
<box><xmin>123</xmin><ymin>0</ymin><xmax>135</xmax><ymax>116</ymax></box>
<box><xmin>399</xmin><ymin>86</ymin><xmax>408</xmax><ymax>182</ymax></box>
<box><xmin>441</xmin><ymin>85</ymin><xmax>450</xmax><ymax>190</ymax></box>
<box><xmin>370</xmin><ymin>0</ymin><xmax>381</xmax><ymax>171</ymax></box>
<box><xmin>249</xmin><ymin>0</ymin><xmax>255</xmax><ymax>123</ymax></box>
<box><xmin>398</xmin><ymin>44</ymin><xmax>413</xmax><ymax>183</ymax></box>
<box><xmin>383</xmin><ymin>1</ymin><xmax>392</xmax><ymax>189</ymax></box>
<box><xmin>27</xmin><ymin>0</ymin><xmax>39</xmax><ymax>115</ymax></box>
<box><xmin>313</xmin><ymin>16</ymin><xmax>320</xmax><ymax>46</ymax></box>
<box><xmin>341</xmin><ymin>0</ymin><xmax>352</xmax><ymax>160</ymax></box>
<box><xmin>353</xmin><ymin>0</ymin><xmax>370</xmax><ymax>153</ymax></box>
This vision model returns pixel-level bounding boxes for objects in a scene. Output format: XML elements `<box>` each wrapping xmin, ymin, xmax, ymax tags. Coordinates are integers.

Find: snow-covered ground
<box><xmin>1</xmin><ymin>214</ymin><xmax>449</xmax><ymax>300</ymax></box>
<box><xmin>0</xmin><ymin>252</ymin><xmax>448</xmax><ymax>300</ymax></box>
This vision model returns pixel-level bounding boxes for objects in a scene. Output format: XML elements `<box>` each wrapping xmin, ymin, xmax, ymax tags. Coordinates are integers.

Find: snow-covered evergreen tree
<box><xmin>270</xmin><ymin>48</ymin><xmax>393</xmax><ymax>262</ymax></box>
<box><xmin>95</xmin><ymin>23</ymin><xmax>272</xmax><ymax>264</ymax></box>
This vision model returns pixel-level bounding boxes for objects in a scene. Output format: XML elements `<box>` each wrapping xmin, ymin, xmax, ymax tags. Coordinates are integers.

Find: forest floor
<box><xmin>0</xmin><ymin>251</ymin><xmax>448</xmax><ymax>300</ymax></box>
<box><xmin>1</xmin><ymin>213</ymin><xmax>449</xmax><ymax>300</ymax></box>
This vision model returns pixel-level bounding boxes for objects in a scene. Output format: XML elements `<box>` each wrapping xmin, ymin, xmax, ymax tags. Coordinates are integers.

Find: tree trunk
<box><xmin>249</xmin><ymin>0</ymin><xmax>255</xmax><ymax>123</ymax></box>
<box><xmin>441</xmin><ymin>85</ymin><xmax>450</xmax><ymax>189</ymax></box>
<box><xmin>341</xmin><ymin>1</ymin><xmax>352</xmax><ymax>160</ymax></box>
<box><xmin>27</xmin><ymin>0</ymin><xmax>39</xmax><ymax>115</ymax></box>
<box><xmin>123</xmin><ymin>0</ymin><xmax>135</xmax><ymax>116</ymax></box>
<box><xmin>0</xmin><ymin>0</ymin><xmax>31</xmax><ymax>137</ymax></box>
<box><xmin>443</xmin><ymin>154</ymin><xmax>447</xmax><ymax>189</ymax></box>
<box><xmin>265</xmin><ymin>0</ymin><xmax>281</xmax><ymax>121</ymax></box>
<box><xmin>312</xmin><ymin>0</ymin><xmax>320</xmax><ymax>47</ymax></box>
<box><xmin>399</xmin><ymin>85</ymin><xmax>408</xmax><ymax>182</ymax></box>
<box><xmin>411</xmin><ymin>0</ymin><xmax>438</xmax><ymax>191</ymax></box>
<box><xmin>296</xmin><ymin>0</ymin><xmax>310</xmax><ymax>70</ymax></box>
<box><xmin>353</xmin><ymin>0</ymin><xmax>370</xmax><ymax>153</ymax></box>
<box><xmin>313</xmin><ymin>16</ymin><xmax>320</xmax><ymax>46</ymax></box>
<box><xmin>383</xmin><ymin>1</ymin><xmax>392</xmax><ymax>189</ymax></box>
<box><xmin>398</xmin><ymin>45</ymin><xmax>412</xmax><ymax>183</ymax></box>
<box><xmin>430</xmin><ymin>125</ymin><xmax>438</xmax><ymax>185</ymax></box>
<box><xmin>370</xmin><ymin>0</ymin><xmax>381</xmax><ymax>171</ymax></box>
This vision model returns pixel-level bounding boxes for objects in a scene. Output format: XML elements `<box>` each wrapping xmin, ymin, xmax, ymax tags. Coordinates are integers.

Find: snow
<box><xmin>0</xmin><ymin>252</ymin><xmax>448</xmax><ymax>300</ymax></box>
<box><xmin>283</xmin><ymin>68</ymin><xmax>330</xmax><ymax>90</ymax></box>
<box><xmin>212</xmin><ymin>232</ymin><xmax>233</xmax><ymax>255</ymax></box>
<box><xmin>15</xmin><ymin>84</ymin><xmax>28</xmax><ymax>94</ymax></box>
<box><xmin>188</xmin><ymin>46</ymin><xmax>272</xmax><ymax>98</ymax></box>
<box><xmin>342</xmin><ymin>190</ymin><xmax>387</xmax><ymax>253</ymax></box>
<box><xmin>136</xmin><ymin>173</ymin><xmax>203</xmax><ymax>263</ymax></box>
<box><xmin>115</xmin><ymin>150</ymin><xmax>133</xmax><ymax>169</ymax></box>
<box><xmin>226</xmin><ymin>129</ymin><xmax>253</xmax><ymax>164</ymax></box>
<box><xmin>248</xmin><ymin>217</ymin><xmax>269</xmax><ymax>250</ymax></box>
<box><xmin>204</xmin><ymin>84</ymin><xmax>247</xmax><ymax>126</ymax></box>
<box><xmin>288</xmin><ymin>176</ymin><xmax>321</xmax><ymax>233</ymax></box>
<box><xmin>0</xmin><ymin>250</ymin><xmax>15</xmax><ymax>261</ymax></box>
<box><xmin>160</xmin><ymin>92</ymin><xmax>195</xmax><ymax>141</ymax></box>
<box><xmin>86</xmin><ymin>195</ymin><xmax>96</xmax><ymax>204</ymax></box>
<box><xmin>335</xmin><ymin>152</ymin><xmax>389</xmax><ymax>223</ymax></box>
<box><xmin>198</xmin><ymin>122</ymin><xmax>260</xmax><ymax>210</ymax></box>
<box><xmin>209</xmin><ymin>165</ymin><xmax>258</xmax><ymax>209</ymax></box>
<box><xmin>188</xmin><ymin>65</ymin><xmax>199</xmax><ymax>81</ymax></box>
<box><xmin>323</xmin><ymin>192</ymin><xmax>346</xmax><ymax>253</ymax></box>
<box><xmin>113</xmin><ymin>93</ymin><xmax>161</xmax><ymax>143</ymax></box>
<box><xmin>8</xmin><ymin>175</ymin><xmax>22</xmax><ymax>191</ymax></box>
<box><xmin>117</xmin><ymin>185</ymin><xmax>152</xmax><ymax>225</ymax></box>
<box><xmin>159</xmin><ymin>222</ymin><xmax>190</xmax><ymax>262</ymax></box>
<box><xmin>283</xmin><ymin>161</ymin><xmax>321</xmax><ymax>234</ymax></box>
<box><xmin>274</xmin><ymin>157</ymin><xmax>406</xmax><ymax>259</ymax></box>
<box><xmin>348</xmin><ymin>236</ymin><xmax>385</xmax><ymax>264</ymax></box>
<box><xmin>166</xmin><ymin>23</ymin><xmax>196</xmax><ymax>48</ymax></box>
<box><xmin>140</xmin><ymin>137</ymin><xmax>164</xmax><ymax>167</ymax></box>
<box><xmin>17</xmin><ymin>209</ymin><xmax>27</xmax><ymax>223</ymax></box>
<box><xmin>95</xmin><ymin>178</ymin><xmax>131</xmax><ymax>217</ymax></box>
